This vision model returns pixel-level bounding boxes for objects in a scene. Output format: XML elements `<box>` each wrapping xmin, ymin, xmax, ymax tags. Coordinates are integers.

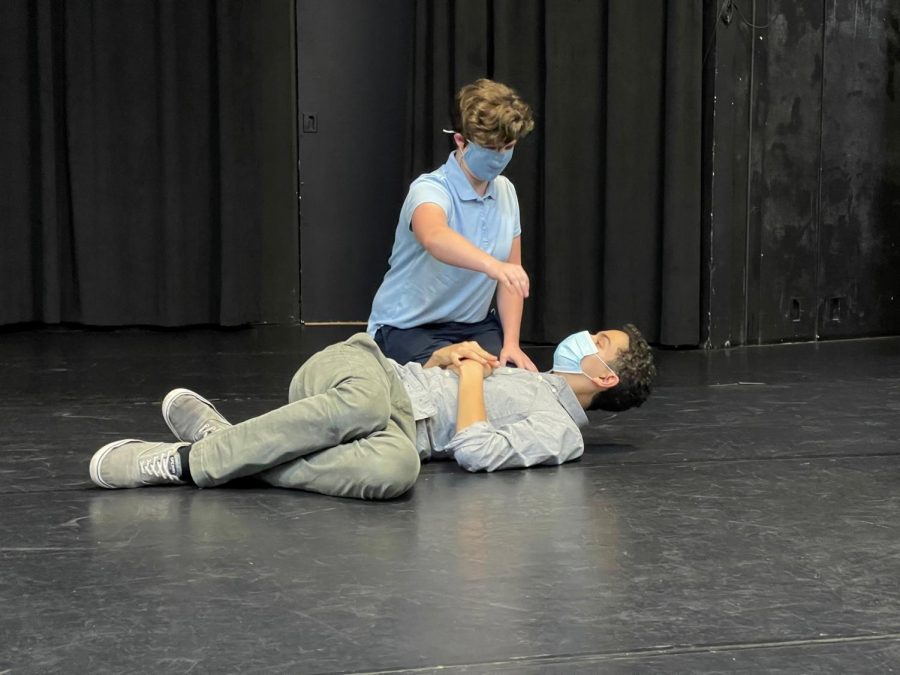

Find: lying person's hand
<box><xmin>448</xmin><ymin>357</ymin><xmax>496</xmax><ymax>379</ymax></box>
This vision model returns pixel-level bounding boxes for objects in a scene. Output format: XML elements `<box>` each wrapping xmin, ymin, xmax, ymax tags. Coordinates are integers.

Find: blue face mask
<box><xmin>553</xmin><ymin>330</ymin><xmax>616</xmax><ymax>379</ymax></box>
<box><xmin>463</xmin><ymin>140</ymin><xmax>514</xmax><ymax>182</ymax></box>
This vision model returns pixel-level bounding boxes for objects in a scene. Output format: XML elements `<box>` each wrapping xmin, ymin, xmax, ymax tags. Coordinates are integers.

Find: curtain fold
<box><xmin>3</xmin><ymin>0</ymin><xmax>702</xmax><ymax>340</ymax></box>
<box><xmin>407</xmin><ymin>0</ymin><xmax>703</xmax><ymax>346</ymax></box>
<box><xmin>0</xmin><ymin>0</ymin><xmax>262</xmax><ymax>326</ymax></box>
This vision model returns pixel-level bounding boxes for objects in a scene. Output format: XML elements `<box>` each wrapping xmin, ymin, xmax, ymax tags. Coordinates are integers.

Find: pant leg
<box><xmin>447</xmin><ymin>310</ymin><xmax>503</xmax><ymax>356</ymax></box>
<box><xmin>375</xmin><ymin>324</ymin><xmax>453</xmax><ymax>365</ymax></box>
<box><xmin>256</xmin><ymin>419</ymin><xmax>419</xmax><ymax>499</ymax></box>
<box><xmin>189</xmin><ymin>335</ymin><xmax>417</xmax><ymax>493</ymax></box>
<box><xmin>376</xmin><ymin>312</ymin><xmax>504</xmax><ymax>365</ymax></box>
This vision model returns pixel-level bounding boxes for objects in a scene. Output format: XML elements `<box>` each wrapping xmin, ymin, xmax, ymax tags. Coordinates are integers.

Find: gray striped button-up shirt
<box><xmin>390</xmin><ymin>361</ymin><xmax>588</xmax><ymax>472</ymax></box>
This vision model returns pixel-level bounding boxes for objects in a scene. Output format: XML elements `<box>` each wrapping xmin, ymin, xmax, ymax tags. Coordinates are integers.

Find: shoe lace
<box><xmin>140</xmin><ymin>450</ymin><xmax>180</xmax><ymax>482</ymax></box>
<box><xmin>197</xmin><ymin>421</ymin><xmax>220</xmax><ymax>438</ymax></box>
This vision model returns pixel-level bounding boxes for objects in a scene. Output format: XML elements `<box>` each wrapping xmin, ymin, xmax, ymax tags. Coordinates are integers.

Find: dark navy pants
<box><xmin>374</xmin><ymin>311</ymin><xmax>503</xmax><ymax>365</ymax></box>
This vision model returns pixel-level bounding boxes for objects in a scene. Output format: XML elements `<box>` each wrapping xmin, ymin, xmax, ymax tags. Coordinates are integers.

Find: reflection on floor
<box><xmin>2</xmin><ymin>326</ymin><xmax>899</xmax><ymax>673</ymax></box>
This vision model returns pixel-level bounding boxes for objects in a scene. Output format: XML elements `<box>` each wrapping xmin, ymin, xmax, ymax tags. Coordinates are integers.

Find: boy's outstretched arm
<box><xmin>496</xmin><ymin>236</ymin><xmax>536</xmax><ymax>371</ymax></box>
<box><xmin>412</xmin><ymin>203</ymin><xmax>530</xmax><ymax>298</ymax></box>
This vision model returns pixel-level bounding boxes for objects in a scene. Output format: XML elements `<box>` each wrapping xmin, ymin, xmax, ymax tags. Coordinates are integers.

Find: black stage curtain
<box><xmin>408</xmin><ymin>0</ymin><xmax>703</xmax><ymax>346</ymax></box>
<box><xmin>1</xmin><ymin>1</ymin><xmax>262</xmax><ymax>326</ymax></box>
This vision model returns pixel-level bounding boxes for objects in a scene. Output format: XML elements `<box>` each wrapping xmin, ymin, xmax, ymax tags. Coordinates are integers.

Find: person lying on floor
<box><xmin>89</xmin><ymin>325</ymin><xmax>655</xmax><ymax>500</ymax></box>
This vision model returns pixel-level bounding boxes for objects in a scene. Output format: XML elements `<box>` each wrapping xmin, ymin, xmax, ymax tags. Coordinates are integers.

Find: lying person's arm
<box><xmin>448</xmin><ymin>360</ymin><xmax>584</xmax><ymax>472</ymax></box>
<box><xmin>447</xmin><ymin>413</ymin><xmax>585</xmax><ymax>472</ymax></box>
<box><xmin>454</xmin><ymin>359</ymin><xmax>490</xmax><ymax>431</ymax></box>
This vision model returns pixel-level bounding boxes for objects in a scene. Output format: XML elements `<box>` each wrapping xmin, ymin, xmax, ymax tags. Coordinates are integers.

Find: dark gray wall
<box><xmin>747</xmin><ymin>0</ymin><xmax>824</xmax><ymax>343</ymax></box>
<box><xmin>819</xmin><ymin>0</ymin><xmax>900</xmax><ymax>338</ymax></box>
<box><xmin>706</xmin><ymin>0</ymin><xmax>755</xmax><ymax>347</ymax></box>
<box><xmin>296</xmin><ymin>0</ymin><xmax>416</xmax><ymax>323</ymax></box>
<box><xmin>708</xmin><ymin>0</ymin><xmax>900</xmax><ymax>346</ymax></box>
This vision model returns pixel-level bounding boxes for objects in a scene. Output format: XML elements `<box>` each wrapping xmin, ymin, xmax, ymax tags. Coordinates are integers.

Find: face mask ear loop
<box><xmin>591</xmin><ymin>352</ymin><xmax>617</xmax><ymax>378</ymax></box>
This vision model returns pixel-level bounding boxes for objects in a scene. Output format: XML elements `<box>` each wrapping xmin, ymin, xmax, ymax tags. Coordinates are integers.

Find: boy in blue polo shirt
<box><xmin>367</xmin><ymin>79</ymin><xmax>537</xmax><ymax>370</ymax></box>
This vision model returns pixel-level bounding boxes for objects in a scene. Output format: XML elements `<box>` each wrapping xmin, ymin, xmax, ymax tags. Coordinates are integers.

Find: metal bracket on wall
<box><xmin>828</xmin><ymin>296</ymin><xmax>844</xmax><ymax>323</ymax></box>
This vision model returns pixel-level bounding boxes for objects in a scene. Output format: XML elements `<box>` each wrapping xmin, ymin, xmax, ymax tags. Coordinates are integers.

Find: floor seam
<box><xmin>347</xmin><ymin>632</ymin><xmax>900</xmax><ymax>674</ymax></box>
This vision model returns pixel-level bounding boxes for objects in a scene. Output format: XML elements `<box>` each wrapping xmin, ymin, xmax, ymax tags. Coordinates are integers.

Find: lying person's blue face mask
<box><xmin>463</xmin><ymin>140</ymin><xmax>514</xmax><ymax>182</ymax></box>
<box><xmin>553</xmin><ymin>330</ymin><xmax>617</xmax><ymax>381</ymax></box>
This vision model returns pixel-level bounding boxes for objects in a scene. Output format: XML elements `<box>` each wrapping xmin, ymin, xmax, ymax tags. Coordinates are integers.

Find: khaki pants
<box><xmin>189</xmin><ymin>334</ymin><xmax>420</xmax><ymax>500</ymax></box>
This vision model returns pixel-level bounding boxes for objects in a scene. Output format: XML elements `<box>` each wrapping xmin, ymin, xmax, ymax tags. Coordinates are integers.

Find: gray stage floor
<box><xmin>2</xmin><ymin>326</ymin><xmax>899</xmax><ymax>673</ymax></box>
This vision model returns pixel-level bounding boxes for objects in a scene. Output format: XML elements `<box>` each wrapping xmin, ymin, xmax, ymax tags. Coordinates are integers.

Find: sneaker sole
<box><xmin>161</xmin><ymin>388</ymin><xmax>223</xmax><ymax>442</ymax></box>
<box><xmin>90</xmin><ymin>438</ymin><xmax>141</xmax><ymax>489</ymax></box>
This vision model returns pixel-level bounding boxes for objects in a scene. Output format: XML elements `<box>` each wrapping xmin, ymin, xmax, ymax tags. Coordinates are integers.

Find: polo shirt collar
<box><xmin>444</xmin><ymin>152</ymin><xmax>496</xmax><ymax>201</ymax></box>
<box><xmin>545</xmin><ymin>373</ymin><xmax>590</xmax><ymax>428</ymax></box>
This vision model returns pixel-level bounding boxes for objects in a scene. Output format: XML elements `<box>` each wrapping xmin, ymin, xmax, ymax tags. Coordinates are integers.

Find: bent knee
<box><xmin>364</xmin><ymin>442</ymin><xmax>420</xmax><ymax>500</ymax></box>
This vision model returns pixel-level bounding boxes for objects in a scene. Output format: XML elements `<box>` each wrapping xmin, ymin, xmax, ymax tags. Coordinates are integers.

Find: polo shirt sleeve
<box><xmin>406</xmin><ymin>180</ymin><xmax>453</xmax><ymax>225</ymax></box>
<box><xmin>445</xmin><ymin>414</ymin><xmax>585</xmax><ymax>472</ymax></box>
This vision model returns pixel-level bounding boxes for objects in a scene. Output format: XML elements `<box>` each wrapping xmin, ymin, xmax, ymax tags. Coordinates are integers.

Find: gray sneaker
<box><xmin>162</xmin><ymin>388</ymin><xmax>232</xmax><ymax>443</ymax></box>
<box><xmin>90</xmin><ymin>439</ymin><xmax>188</xmax><ymax>489</ymax></box>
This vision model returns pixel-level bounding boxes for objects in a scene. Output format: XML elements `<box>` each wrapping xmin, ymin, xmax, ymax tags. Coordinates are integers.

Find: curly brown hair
<box><xmin>588</xmin><ymin>324</ymin><xmax>655</xmax><ymax>412</ymax></box>
<box><xmin>450</xmin><ymin>79</ymin><xmax>535</xmax><ymax>148</ymax></box>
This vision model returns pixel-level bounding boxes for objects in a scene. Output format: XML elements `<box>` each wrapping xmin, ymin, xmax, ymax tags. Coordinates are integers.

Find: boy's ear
<box><xmin>594</xmin><ymin>373</ymin><xmax>619</xmax><ymax>390</ymax></box>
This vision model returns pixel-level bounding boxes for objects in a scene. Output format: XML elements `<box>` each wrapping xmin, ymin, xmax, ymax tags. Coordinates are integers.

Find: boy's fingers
<box><xmin>477</xmin><ymin>346</ymin><xmax>497</xmax><ymax>360</ymax></box>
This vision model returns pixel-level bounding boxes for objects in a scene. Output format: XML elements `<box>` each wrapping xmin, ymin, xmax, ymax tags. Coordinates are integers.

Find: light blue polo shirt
<box><xmin>367</xmin><ymin>152</ymin><xmax>522</xmax><ymax>335</ymax></box>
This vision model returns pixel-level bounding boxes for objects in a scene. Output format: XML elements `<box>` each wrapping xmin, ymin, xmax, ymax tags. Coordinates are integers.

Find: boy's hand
<box><xmin>485</xmin><ymin>260</ymin><xmax>530</xmax><ymax>298</ymax></box>
<box><xmin>425</xmin><ymin>341</ymin><xmax>500</xmax><ymax>370</ymax></box>
<box><xmin>499</xmin><ymin>344</ymin><xmax>537</xmax><ymax>371</ymax></box>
